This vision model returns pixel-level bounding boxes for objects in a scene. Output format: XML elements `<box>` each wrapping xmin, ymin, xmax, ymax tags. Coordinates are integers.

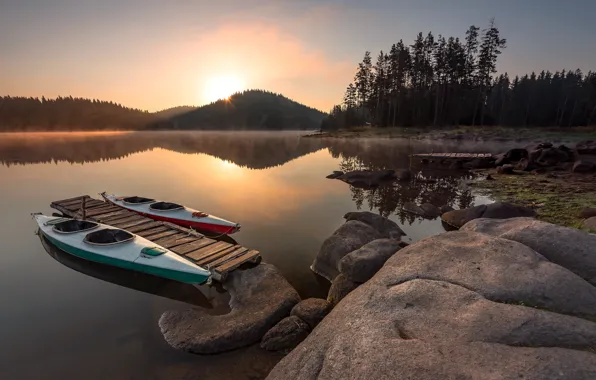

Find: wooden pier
<box><xmin>50</xmin><ymin>195</ymin><xmax>260</xmax><ymax>282</ymax></box>
<box><xmin>411</xmin><ymin>153</ymin><xmax>493</xmax><ymax>160</ymax></box>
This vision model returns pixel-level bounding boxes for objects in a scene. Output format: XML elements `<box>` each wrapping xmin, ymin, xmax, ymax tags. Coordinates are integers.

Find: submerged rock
<box><xmin>338</xmin><ymin>239</ymin><xmax>406</xmax><ymax>283</ymax></box>
<box><xmin>260</xmin><ymin>316</ymin><xmax>310</xmax><ymax>352</ymax></box>
<box><xmin>402</xmin><ymin>202</ymin><xmax>441</xmax><ymax>218</ymax></box>
<box><xmin>159</xmin><ymin>263</ymin><xmax>300</xmax><ymax>354</ymax></box>
<box><xmin>335</xmin><ymin>169</ymin><xmax>396</xmax><ymax>188</ymax></box>
<box><xmin>311</xmin><ymin>220</ymin><xmax>382</xmax><ymax>281</ymax></box>
<box><xmin>290</xmin><ymin>298</ymin><xmax>332</xmax><ymax>329</ymax></box>
<box><xmin>267</xmin><ymin>231</ymin><xmax>596</xmax><ymax>380</ymax></box>
<box><xmin>327</xmin><ymin>274</ymin><xmax>359</xmax><ymax>306</ymax></box>
<box><xmin>462</xmin><ymin>217</ymin><xmax>596</xmax><ymax>285</ymax></box>
<box><xmin>441</xmin><ymin>202</ymin><xmax>536</xmax><ymax>229</ymax></box>
<box><xmin>326</xmin><ymin>171</ymin><xmax>344</xmax><ymax>179</ymax></box>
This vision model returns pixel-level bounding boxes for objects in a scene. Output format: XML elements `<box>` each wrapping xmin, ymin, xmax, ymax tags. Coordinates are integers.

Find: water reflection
<box><xmin>0</xmin><ymin>131</ymin><xmax>325</xmax><ymax>169</ymax></box>
<box><xmin>39</xmin><ymin>234</ymin><xmax>231</xmax><ymax>313</ymax></box>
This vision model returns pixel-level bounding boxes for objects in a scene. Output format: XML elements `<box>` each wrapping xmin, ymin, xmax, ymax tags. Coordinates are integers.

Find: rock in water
<box><xmin>402</xmin><ymin>201</ymin><xmax>426</xmax><ymax>216</ymax></box>
<box><xmin>260</xmin><ymin>316</ymin><xmax>310</xmax><ymax>352</ymax></box>
<box><xmin>159</xmin><ymin>263</ymin><xmax>300</xmax><ymax>354</ymax></box>
<box><xmin>267</xmin><ymin>232</ymin><xmax>596</xmax><ymax>380</ymax></box>
<box><xmin>336</xmin><ymin>170</ymin><xmax>396</xmax><ymax>188</ymax></box>
<box><xmin>326</xmin><ymin>171</ymin><xmax>344</xmax><ymax>179</ymax></box>
<box><xmin>343</xmin><ymin>211</ymin><xmax>406</xmax><ymax>239</ymax></box>
<box><xmin>327</xmin><ymin>274</ymin><xmax>359</xmax><ymax>306</ymax></box>
<box><xmin>572</xmin><ymin>160</ymin><xmax>596</xmax><ymax>173</ymax></box>
<box><xmin>311</xmin><ymin>220</ymin><xmax>382</xmax><ymax>281</ymax></box>
<box><xmin>576</xmin><ymin>140</ymin><xmax>596</xmax><ymax>155</ymax></box>
<box><xmin>420</xmin><ymin>203</ymin><xmax>441</xmax><ymax>218</ymax></box>
<box><xmin>338</xmin><ymin>239</ymin><xmax>406</xmax><ymax>283</ymax></box>
<box><xmin>395</xmin><ymin>169</ymin><xmax>412</xmax><ymax>181</ymax></box>
<box><xmin>441</xmin><ymin>202</ymin><xmax>536</xmax><ymax>229</ymax></box>
<box><xmin>462</xmin><ymin>218</ymin><xmax>596</xmax><ymax>285</ymax></box>
<box><xmin>439</xmin><ymin>205</ymin><xmax>454</xmax><ymax>214</ymax></box>
<box><xmin>290</xmin><ymin>299</ymin><xmax>332</xmax><ymax>329</ymax></box>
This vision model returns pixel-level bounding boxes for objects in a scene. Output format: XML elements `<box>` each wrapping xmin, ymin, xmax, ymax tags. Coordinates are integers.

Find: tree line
<box><xmin>322</xmin><ymin>20</ymin><xmax>596</xmax><ymax>130</ymax></box>
<box><xmin>0</xmin><ymin>96</ymin><xmax>154</xmax><ymax>131</ymax></box>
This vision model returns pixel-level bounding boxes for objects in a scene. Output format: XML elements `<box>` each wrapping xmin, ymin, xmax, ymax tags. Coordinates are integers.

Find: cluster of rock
<box><xmin>493</xmin><ymin>140</ymin><xmax>596</xmax><ymax>174</ymax></box>
<box><xmin>326</xmin><ymin>169</ymin><xmax>412</xmax><ymax>188</ymax></box>
<box><xmin>268</xmin><ymin>217</ymin><xmax>596</xmax><ymax>379</ymax></box>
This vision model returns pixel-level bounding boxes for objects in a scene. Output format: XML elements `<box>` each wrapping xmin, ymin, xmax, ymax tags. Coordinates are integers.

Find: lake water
<box><xmin>0</xmin><ymin>131</ymin><xmax>514</xmax><ymax>379</ymax></box>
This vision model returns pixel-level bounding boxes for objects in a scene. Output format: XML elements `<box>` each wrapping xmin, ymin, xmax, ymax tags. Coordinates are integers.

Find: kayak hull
<box><xmin>35</xmin><ymin>215</ymin><xmax>211</xmax><ymax>285</ymax></box>
<box><xmin>101</xmin><ymin>193</ymin><xmax>240</xmax><ymax>235</ymax></box>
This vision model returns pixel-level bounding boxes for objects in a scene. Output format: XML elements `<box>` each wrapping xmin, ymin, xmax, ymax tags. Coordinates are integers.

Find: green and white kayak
<box><xmin>34</xmin><ymin>214</ymin><xmax>211</xmax><ymax>285</ymax></box>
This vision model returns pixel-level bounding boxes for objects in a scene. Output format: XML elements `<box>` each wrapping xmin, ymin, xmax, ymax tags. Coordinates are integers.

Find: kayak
<box><xmin>33</xmin><ymin>214</ymin><xmax>211</xmax><ymax>285</ymax></box>
<box><xmin>101</xmin><ymin>192</ymin><xmax>241</xmax><ymax>235</ymax></box>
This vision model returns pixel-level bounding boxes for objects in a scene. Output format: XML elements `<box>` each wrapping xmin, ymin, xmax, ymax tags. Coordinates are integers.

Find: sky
<box><xmin>1</xmin><ymin>0</ymin><xmax>595</xmax><ymax>112</ymax></box>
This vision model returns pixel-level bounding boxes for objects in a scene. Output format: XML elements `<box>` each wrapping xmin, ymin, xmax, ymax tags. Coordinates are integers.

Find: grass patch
<box><xmin>473</xmin><ymin>170</ymin><xmax>596</xmax><ymax>229</ymax></box>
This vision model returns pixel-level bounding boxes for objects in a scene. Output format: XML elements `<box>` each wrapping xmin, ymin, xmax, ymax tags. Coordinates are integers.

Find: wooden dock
<box><xmin>50</xmin><ymin>195</ymin><xmax>260</xmax><ymax>282</ymax></box>
<box><xmin>411</xmin><ymin>153</ymin><xmax>493</xmax><ymax>159</ymax></box>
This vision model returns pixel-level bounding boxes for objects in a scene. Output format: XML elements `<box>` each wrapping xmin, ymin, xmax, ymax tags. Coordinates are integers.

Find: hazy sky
<box><xmin>1</xmin><ymin>0</ymin><xmax>595</xmax><ymax>111</ymax></box>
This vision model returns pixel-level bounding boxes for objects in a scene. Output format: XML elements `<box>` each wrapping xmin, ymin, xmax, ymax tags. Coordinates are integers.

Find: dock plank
<box><xmin>127</xmin><ymin>221</ymin><xmax>162</xmax><ymax>233</ymax></box>
<box><xmin>111</xmin><ymin>218</ymin><xmax>153</xmax><ymax>230</ymax></box>
<box><xmin>102</xmin><ymin>214</ymin><xmax>145</xmax><ymax>225</ymax></box>
<box><xmin>184</xmin><ymin>242</ymin><xmax>231</xmax><ymax>261</ymax></box>
<box><xmin>198</xmin><ymin>246</ymin><xmax>248</xmax><ymax>267</ymax></box>
<box><xmin>53</xmin><ymin>195</ymin><xmax>90</xmax><ymax>206</ymax></box>
<box><xmin>92</xmin><ymin>209</ymin><xmax>131</xmax><ymax>221</ymax></box>
<box><xmin>214</xmin><ymin>250</ymin><xmax>260</xmax><ymax>273</ymax></box>
<box><xmin>84</xmin><ymin>206</ymin><xmax>119</xmax><ymax>217</ymax></box>
<box><xmin>153</xmin><ymin>234</ymin><xmax>195</xmax><ymax>248</ymax></box>
<box><xmin>142</xmin><ymin>229</ymin><xmax>179</xmax><ymax>241</ymax></box>
<box><xmin>136</xmin><ymin>226</ymin><xmax>169</xmax><ymax>238</ymax></box>
<box><xmin>173</xmin><ymin>239</ymin><xmax>216</xmax><ymax>255</ymax></box>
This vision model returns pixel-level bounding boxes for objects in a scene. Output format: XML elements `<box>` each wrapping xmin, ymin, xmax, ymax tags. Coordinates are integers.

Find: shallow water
<box><xmin>0</xmin><ymin>131</ymin><xmax>514</xmax><ymax>379</ymax></box>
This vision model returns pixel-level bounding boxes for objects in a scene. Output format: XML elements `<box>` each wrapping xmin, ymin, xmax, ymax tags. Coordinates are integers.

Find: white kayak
<box><xmin>101</xmin><ymin>192</ymin><xmax>241</xmax><ymax>235</ymax></box>
<box><xmin>33</xmin><ymin>214</ymin><xmax>211</xmax><ymax>285</ymax></box>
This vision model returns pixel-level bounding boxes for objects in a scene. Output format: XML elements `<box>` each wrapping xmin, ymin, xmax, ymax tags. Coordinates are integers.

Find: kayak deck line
<box><xmin>49</xmin><ymin>195</ymin><xmax>261</xmax><ymax>282</ymax></box>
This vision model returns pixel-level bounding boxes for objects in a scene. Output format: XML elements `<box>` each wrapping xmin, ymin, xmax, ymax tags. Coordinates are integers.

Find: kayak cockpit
<box><xmin>84</xmin><ymin>229</ymin><xmax>135</xmax><ymax>245</ymax></box>
<box><xmin>149</xmin><ymin>202</ymin><xmax>184</xmax><ymax>211</ymax></box>
<box><xmin>122</xmin><ymin>196</ymin><xmax>155</xmax><ymax>205</ymax></box>
<box><xmin>53</xmin><ymin>220</ymin><xmax>99</xmax><ymax>234</ymax></box>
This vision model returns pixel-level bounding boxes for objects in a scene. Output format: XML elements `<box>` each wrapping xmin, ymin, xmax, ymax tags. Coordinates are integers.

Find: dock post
<box><xmin>81</xmin><ymin>197</ymin><xmax>86</xmax><ymax>220</ymax></box>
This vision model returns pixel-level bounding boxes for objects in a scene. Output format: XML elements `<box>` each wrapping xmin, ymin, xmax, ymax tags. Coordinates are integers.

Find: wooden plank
<box><xmin>184</xmin><ymin>241</ymin><xmax>230</xmax><ymax>261</ymax></box>
<box><xmin>198</xmin><ymin>246</ymin><xmax>248</xmax><ymax>267</ymax></box>
<box><xmin>102</xmin><ymin>214</ymin><xmax>144</xmax><ymax>225</ymax></box>
<box><xmin>127</xmin><ymin>221</ymin><xmax>163</xmax><ymax>233</ymax></box>
<box><xmin>173</xmin><ymin>239</ymin><xmax>217</xmax><ymax>255</ymax></box>
<box><xmin>60</xmin><ymin>197</ymin><xmax>98</xmax><ymax>209</ymax></box>
<box><xmin>153</xmin><ymin>234</ymin><xmax>195</xmax><ymax>248</ymax></box>
<box><xmin>84</xmin><ymin>205</ymin><xmax>119</xmax><ymax>217</ymax></box>
<box><xmin>143</xmin><ymin>229</ymin><xmax>179</xmax><ymax>241</ymax></box>
<box><xmin>114</xmin><ymin>218</ymin><xmax>154</xmax><ymax>231</ymax></box>
<box><xmin>80</xmin><ymin>199</ymin><xmax>106</xmax><ymax>209</ymax></box>
<box><xmin>53</xmin><ymin>195</ymin><xmax>89</xmax><ymax>206</ymax></box>
<box><xmin>136</xmin><ymin>226</ymin><xmax>169</xmax><ymax>238</ymax></box>
<box><xmin>92</xmin><ymin>209</ymin><xmax>131</xmax><ymax>221</ymax></box>
<box><xmin>161</xmin><ymin>221</ymin><xmax>205</xmax><ymax>239</ymax></box>
<box><xmin>214</xmin><ymin>250</ymin><xmax>260</xmax><ymax>273</ymax></box>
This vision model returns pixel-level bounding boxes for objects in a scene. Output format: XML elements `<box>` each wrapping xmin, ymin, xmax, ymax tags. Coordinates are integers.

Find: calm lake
<box><xmin>0</xmin><ymin>131</ymin><xmax>514</xmax><ymax>379</ymax></box>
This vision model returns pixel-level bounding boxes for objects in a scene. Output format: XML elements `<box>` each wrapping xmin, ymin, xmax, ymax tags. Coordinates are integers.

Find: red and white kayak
<box><xmin>101</xmin><ymin>192</ymin><xmax>241</xmax><ymax>235</ymax></box>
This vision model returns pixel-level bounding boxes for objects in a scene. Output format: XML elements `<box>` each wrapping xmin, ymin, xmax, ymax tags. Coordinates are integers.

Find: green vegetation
<box><xmin>0</xmin><ymin>90</ymin><xmax>326</xmax><ymax>131</ymax></box>
<box><xmin>322</xmin><ymin>20</ymin><xmax>596</xmax><ymax>130</ymax></box>
<box><xmin>472</xmin><ymin>171</ymin><xmax>596</xmax><ymax>230</ymax></box>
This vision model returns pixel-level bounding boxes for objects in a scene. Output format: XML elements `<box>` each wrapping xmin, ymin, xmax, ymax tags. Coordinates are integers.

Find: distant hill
<box><xmin>0</xmin><ymin>90</ymin><xmax>326</xmax><ymax>131</ymax></box>
<box><xmin>153</xmin><ymin>106</ymin><xmax>197</xmax><ymax>119</ymax></box>
<box><xmin>153</xmin><ymin>90</ymin><xmax>327</xmax><ymax>131</ymax></box>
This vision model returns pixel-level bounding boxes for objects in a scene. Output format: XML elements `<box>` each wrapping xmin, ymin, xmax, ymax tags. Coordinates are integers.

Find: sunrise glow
<box><xmin>203</xmin><ymin>75</ymin><xmax>245</xmax><ymax>104</ymax></box>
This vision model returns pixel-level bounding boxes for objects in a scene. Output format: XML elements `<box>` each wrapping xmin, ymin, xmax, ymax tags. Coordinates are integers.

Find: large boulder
<box><xmin>335</xmin><ymin>169</ymin><xmax>396</xmax><ymax>188</ymax></box>
<box><xmin>267</xmin><ymin>232</ymin><xmax>596</xmax><ymax>380</ymax></box>
<box><xmin>310</xmin><ymin>220</ymin><xmax>382</xmax><ymax>281</ymax></box>
<box><xmin>535</xmin><ymin>147</ymin><xmax>570</xmax><ymax>166</ymax></box>
<box><xmin>462</xmin><ymin>218</ymin><xmax>596</xmax><ymax>285</ymax></box>
<box><xmin>441</xmin><ymin>202</ymin><xmax>536</xmax><ymax>229</ymax></box>
<box><xmin>159</xmin><ymin>263</ymin><xmax>300</xmax><ymax>354</ymax></box>
<box><xmin>327</xmin><ymin>274</ymin><xmax>359</xmax><ymax>306</ymax></box>
<box><xmin>260</xmin><ymin>316</ymin><xmax>310</xmax><ymax>352</ymax></box>
<box><xmin>576</xmin><ymin>140</ymin><xmax>596</xmax><ymax>155</ymax></box>
<box><xmin>572</xmin><ymin>160</ymin><xmax>596</xmax><ymax>173</ymax></box>
<box><xmin>290</xmin><ymin>298</ymin><xmax>332</xmax><ymax>329</ymax></box>
<box><xmin>338</xmin><ymin>239</ymin><xmax>406</xmax><ymax>283</ymax></box>
<box><xmin>343</xmin><ymin>211</ymin><xmax>405</xmax><ymax>239</ymax></box>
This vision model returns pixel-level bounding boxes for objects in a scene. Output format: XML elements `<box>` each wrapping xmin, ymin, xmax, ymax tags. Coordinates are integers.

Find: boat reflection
<box><xmin>39</xmin><ymin>234</ymin><xmax>230</xmax><ymax>311</ymax></box>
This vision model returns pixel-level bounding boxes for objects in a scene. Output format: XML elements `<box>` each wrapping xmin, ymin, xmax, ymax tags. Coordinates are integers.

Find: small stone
<box><xmin>572</xmin><ymin>160</ymin><xmax>596</xmax><ymax>173</ymax></box>
<box><xmin>583</xmin><ymin>217</ymin><xmax>596</xmax><ymax>232</ymax></box>
<box><xmin>576</xmin><ymin>140</ymin><xmax>596</xmax><ymax>155</ymax></box>
<box><xmin>290</xmin><ymin>298</ymin><xmax>332</xmax><ymax>329</ymax></box>
<box><xmin>260</xmin><ymin>316</ymin><xmax>310</xmax><ymax>351</ymax></box>
<box><xmin>497</xmin><ymin>164</ymin><xmax>514</xmax><ymax>174</ymax></box>
<box><xmin>327</xmin><ymin>274</ymin><xmax>359</xmax><ymax>306</ymax></box>
<box><xmin>579</xmin><ymin>208</ymin><xmax>596</xmax><ymax>219</ymax></box>
<box><xmin>485</xmin><ymin>174</ymin><xmax>495</xmax><ymax>180</ymax></box>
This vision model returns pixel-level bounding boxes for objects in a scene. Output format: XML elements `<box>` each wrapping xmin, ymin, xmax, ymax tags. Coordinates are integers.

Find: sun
<box><xmin>203</xmin><ymin>75</ymin><xmax>245</xmax><ymax>104</ymax></box>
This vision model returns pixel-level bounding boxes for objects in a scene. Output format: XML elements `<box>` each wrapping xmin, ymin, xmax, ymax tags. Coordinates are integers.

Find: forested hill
<box><xmin>323</xmin><ymin>20</ymin><xmax>596</xmax><ymax>130</ymax></box>
<box><xmin>152</xmin><ymin>90</ymin><xmax>326</xmax><ymax>130</ymax></box>
<box><xmin>0</xmin><ymin>90</ymin><xmax>326</xmax><ymax>131</ymax></box>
